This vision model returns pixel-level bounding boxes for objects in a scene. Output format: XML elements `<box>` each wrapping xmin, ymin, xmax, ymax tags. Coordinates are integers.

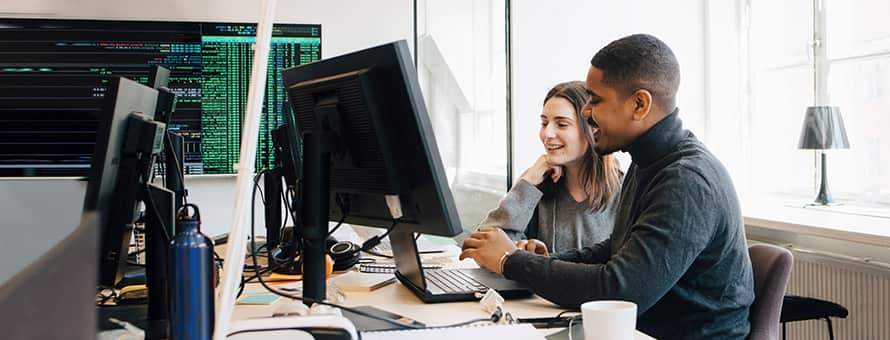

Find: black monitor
<box><xmin>281</xmin><ymin>40</ymin><xmax>461</xmax><ymax>301</ymax></box>
<box><xmin>84</xmin><ymin>76</ymin><xmax>165</xmax><ymax>287</ymax></box>
<box><xmin>147</xmin><ymin>64</ymin><xmax>171</xmax><ymax>90</ymax></box>
<box><xmin>0</xmin><ymin>18</ymin><xmax>321</xmax><ymax>176</ymax></box>
<box><xmin>84</xmin><ymin>76</ymin><xmax>173</xmax><ymax>337</ymax></box>
<box><xmin>281</xmin><ymin>40</ymin><xmax>461</xmax><ymax>237</ymax></box>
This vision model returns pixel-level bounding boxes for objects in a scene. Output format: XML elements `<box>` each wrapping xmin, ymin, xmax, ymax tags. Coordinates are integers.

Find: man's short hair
<box><xmin>590</xmin><ymin>34</ymin><xmax>680</xmax><ymax>111</ymax></box>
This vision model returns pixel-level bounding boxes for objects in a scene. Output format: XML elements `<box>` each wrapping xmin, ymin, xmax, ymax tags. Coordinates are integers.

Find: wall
<box><xmin>511</xmin><ymin>0</ymin><xmax>707</xmax><ymax>177</ymax></box>
<box><xmin>2</xmin><ymin>0</ymin><xmax>414</xmax><ymax>61</ymax></box>
<box><xmin>0</xmin><ymin>0</ymin><xmax>413</xmax><ymax>281</ymax></box>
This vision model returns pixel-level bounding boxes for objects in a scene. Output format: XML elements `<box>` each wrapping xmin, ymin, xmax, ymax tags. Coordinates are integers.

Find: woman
<box><xmin>478</xmin><ymin>81</ymin><xmax>622</xmax><ymax>254</ymax></box>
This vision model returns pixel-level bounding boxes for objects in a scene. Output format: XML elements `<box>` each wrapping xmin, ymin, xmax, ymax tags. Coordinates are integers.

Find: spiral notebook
<box><xmin>360</xmin><ymin>323</ymin><xmax>544</xmax><ymax>340</ymax></box>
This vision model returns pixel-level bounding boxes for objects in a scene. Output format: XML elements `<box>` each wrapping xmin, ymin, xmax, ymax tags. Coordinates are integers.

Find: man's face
<box><xmin>582</xmin><ymin>66</ymin><xmax>636</xmax><ymax>155</ymax></box>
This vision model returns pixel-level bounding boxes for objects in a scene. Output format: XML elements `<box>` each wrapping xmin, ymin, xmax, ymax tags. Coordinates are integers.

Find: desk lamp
<box><xmin>798</xmin><ymin>106</ymin><xmax>850</xmax><ymax>205</ymax></box>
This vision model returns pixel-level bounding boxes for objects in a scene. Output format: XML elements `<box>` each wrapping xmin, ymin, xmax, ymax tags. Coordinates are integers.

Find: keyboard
<box><xmin>424</xmin><ymin>269</ymin><xmax>487</xmax><ymax>294</ymax></box>
<box><xmin>359</xmin><ymin>263</ymin><xmax>441</xmax><ymax>274</ymax></box>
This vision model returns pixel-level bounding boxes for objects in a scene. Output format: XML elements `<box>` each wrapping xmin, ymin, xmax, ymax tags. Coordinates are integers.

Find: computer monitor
<box><xmin>281</xmin><ymin>40</ymin><xmax>462</xmax><ymax>301</ymax></box>
<box><xmin>85</xmin><ymin>76</ymin><xmax>173</xmax><ymax>338</ymax></box>
<box><xmin>276</xmin><ymin>104</ymin><xmax>303</xmax><ymax>188</ymax></box>
<box><xmin>147</xmin><ymin>64</ymin><xmax>171</xmax><ymax>90</ymax></box>
<box><xmin>84</xmin><ymin>76</ymin><xmax>164</xmax><ymax>287</ymax></box>
<box><xmin>264</xmin><ymin>122</ymin><xmax>301</xmax><ymax>255</ymax></box>
<box><xmin>281</xmin><ymin>40</ymin><xmax>462</xmax><ymax>237</ymax></box>
<box><xmin>0</xmin><ymin>18</ymin><xmax>321</xmax><ymax>176</ymax></box>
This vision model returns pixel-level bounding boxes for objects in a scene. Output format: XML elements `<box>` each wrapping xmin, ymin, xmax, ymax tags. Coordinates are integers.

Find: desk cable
<box><xmin>565</xmin><ymin>313</ymin><xmax>585</xmax><ymax>340</ymax></box>
<box><xmin>248</xmin><ymin>169</ymin><xmax>500</xmax><ymax>330</ymax></box>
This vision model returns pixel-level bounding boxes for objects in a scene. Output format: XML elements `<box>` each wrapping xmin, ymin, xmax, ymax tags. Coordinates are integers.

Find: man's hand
<box><xmin>515</xmin><ymin>239</ymin><xmax>549</xmax><ymax>256</ymax></box>
<box><xmin>460</xmin><ymin>227</ymin><xmax>518</xmax><ymax>274</ymax></box>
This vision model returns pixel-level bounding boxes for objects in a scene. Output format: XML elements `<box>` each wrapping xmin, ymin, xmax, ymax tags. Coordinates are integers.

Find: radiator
<box><xmin>780</xmin><ymin>246</ymin><xmax>890</xmax><ymax>340</ymax></box>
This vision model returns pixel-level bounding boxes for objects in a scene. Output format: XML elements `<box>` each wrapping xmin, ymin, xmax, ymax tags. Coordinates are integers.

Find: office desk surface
<box><xmin>221</xmin><ymin>237</ymin><xmax>653</xmax><ymax>339</ymax></box>
<box><xmin>230</xmin><ymin>275</ymin><xmax>656</xmax><ymax>339</ymax></box>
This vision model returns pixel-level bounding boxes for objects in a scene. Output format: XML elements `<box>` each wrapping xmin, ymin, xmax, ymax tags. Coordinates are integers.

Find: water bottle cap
<box><xmin>176</xmin><ymin>203</ymin><xmax>201</xmax><ymax>223</ymax></box>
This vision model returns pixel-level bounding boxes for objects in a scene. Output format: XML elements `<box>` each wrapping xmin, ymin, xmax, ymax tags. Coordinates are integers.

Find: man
<box><xmin>460</xmin><ymin>34</ymin><xmax>754</xmax><ymax>339</ymax></box>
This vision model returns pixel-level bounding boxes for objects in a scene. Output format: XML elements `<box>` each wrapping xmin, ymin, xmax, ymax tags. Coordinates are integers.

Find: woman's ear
<box><xmin>631</xmin><ymin>89</ymin><xmax>653</xmax><ymax>121</ymax></box>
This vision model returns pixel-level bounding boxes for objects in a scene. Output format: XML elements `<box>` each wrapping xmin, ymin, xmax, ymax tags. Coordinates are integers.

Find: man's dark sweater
<box><xmin>502</xmin><ymin>110</ymin><xmax>754</xmax><ymax>339</ymax></box>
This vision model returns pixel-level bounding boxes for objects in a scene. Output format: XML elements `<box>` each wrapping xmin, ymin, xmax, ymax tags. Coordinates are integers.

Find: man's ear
<box><xmin>630</xmin><ymin>89</ymin><xmax>653</xmax><ymax>121</ymax></box>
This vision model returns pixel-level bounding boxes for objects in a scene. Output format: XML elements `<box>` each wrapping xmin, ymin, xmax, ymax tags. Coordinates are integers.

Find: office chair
<box><xmin>780</xmin><ymin>295</ymin><xmax>848</xmax><ymax>340</ymax></box>
<box><xmin>747</xmin><ymin>244</ymin><xmax>793</xmax><ymax>340</ymax></box>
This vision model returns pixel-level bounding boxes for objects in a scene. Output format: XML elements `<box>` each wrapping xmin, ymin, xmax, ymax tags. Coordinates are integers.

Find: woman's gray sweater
<box><xmin>477</xmin><ymin>177</ymin><xmax>616</xmax><ymax>254</ymax></box>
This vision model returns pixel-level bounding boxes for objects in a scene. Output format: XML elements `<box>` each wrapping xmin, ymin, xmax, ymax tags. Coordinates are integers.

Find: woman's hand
<box><xmin>520</xmin><ymin>155</ymin><xmax>563</xmax><ymax>186</ymax></box>
<box><xmin>515</xmin><ymin>239</ymin><xmax>549</xmax><ymax>256</ymax></box>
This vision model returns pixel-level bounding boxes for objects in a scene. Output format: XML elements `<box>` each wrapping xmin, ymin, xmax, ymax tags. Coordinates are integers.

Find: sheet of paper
<box><xmin>360</xmin><ymin>323</ymin><xmax>544</xmax><ymax>340</ymax></box>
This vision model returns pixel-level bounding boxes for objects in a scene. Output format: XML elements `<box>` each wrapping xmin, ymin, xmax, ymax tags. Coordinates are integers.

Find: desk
<box><xmin>228</xmin><ymin>249</ymin><xmax>656</xmax><ymax>339</ymax></box>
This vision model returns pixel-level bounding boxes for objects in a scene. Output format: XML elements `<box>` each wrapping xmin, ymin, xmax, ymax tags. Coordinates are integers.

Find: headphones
<box><xmin>327</xmin><ymin>238</ymin><xmax>362</xmax><ymax>272</ymax></box>
<box><xmin>270</xmin><ymin>232</ymin><xmax>362</xmax><ymax>274</ymax></box>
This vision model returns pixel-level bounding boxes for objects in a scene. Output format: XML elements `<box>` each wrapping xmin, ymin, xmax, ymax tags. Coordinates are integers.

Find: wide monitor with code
<box><xmin>0</xmin><ymin>18</ymin><xmax>321</xmax><ymax>176</ymax></box>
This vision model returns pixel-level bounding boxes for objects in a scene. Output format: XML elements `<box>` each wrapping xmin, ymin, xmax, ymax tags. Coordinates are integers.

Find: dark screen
<box><xmin>0</xmin><ymin>18</ymin><xmax>321</xmax><ymax>176</ymax></box>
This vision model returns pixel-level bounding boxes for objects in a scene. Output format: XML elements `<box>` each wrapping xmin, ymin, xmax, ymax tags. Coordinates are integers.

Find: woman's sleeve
<box><xmin>476</xmin><ymin>179</ymin><xmax>544</xmax><ymax>241</ymax></box>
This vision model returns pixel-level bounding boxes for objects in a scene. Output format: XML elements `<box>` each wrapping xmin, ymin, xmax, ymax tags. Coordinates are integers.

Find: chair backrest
<box><xmin>747</xmin><ymin>243</ymin><xmax>793</xmax><ymax>340</ymax></box>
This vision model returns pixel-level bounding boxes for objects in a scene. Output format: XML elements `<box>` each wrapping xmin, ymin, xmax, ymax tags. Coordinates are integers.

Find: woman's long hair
<box><xmin>544</xmin><ymin>81</ymin><xmax>622</xmax><ymax>212</ymax></box>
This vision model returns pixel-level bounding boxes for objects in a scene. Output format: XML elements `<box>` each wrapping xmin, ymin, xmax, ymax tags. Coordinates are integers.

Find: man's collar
<box><xmin>623</xmin><ymin>108</ymin><xmax>684</xmax><ymax>168</ymax></box>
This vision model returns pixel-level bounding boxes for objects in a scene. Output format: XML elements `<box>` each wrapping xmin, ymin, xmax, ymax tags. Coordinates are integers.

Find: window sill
<box><xmin>743</xmin><ymin>195</ymin><xmax>890</xmax><ymax>248</ymax></box>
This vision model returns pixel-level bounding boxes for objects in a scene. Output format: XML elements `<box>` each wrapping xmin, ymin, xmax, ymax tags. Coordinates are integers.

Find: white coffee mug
<box><xmin>581</xmin><ymin>300</ymin><xmax>637</xmax><ymax>340</ymax></box>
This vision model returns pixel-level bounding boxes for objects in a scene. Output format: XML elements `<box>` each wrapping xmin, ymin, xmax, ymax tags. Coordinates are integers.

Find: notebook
<box><xmin>361</xmin><ymin>323</ymin><xmax>543</xmax><ymax>340</ymax></box>
<box><xmin>330</xmin><ymin>271</ymin><xmax>396</xmax><ymax>292</ymax></box>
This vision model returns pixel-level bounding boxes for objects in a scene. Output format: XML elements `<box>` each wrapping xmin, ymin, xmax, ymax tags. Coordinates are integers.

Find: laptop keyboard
<box><xmin>424</xmin><ymin>269</ymin><xmax>487</xmax><ymax>294</ymax></box>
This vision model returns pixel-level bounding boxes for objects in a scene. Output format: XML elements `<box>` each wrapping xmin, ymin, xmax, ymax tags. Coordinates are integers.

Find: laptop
<box><xmin>389</xmin><ymin>228</ymin><xmax>532</xmax><ymax>303</ymax></box>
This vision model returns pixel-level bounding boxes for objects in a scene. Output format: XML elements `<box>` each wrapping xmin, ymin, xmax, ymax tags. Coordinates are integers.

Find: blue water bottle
<box><xmin>169</xmin><ymin>203</ymin><xmax>214</xmax><ymax>340</ymax></box>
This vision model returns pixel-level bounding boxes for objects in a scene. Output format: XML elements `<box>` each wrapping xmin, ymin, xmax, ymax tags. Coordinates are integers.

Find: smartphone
<box><xmin>517</xmin><ymin>316</ymin><xmax>580</xmax><ymax>328</ymax></box>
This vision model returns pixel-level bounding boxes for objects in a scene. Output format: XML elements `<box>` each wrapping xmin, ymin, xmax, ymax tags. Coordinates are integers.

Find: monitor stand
<box><xmin>300</xmin><ymin>130</ymin><xmax>333</xmax><ymax>305</ymax></box>
<box><xmin>142</xmin><ymin>184</ymin><xmax>175</xmax><ymax>339</ymax></box>
<box><xmin>98</xmin><ymin>184</ymin><xmax>173</xmax><ymax>339</ymax></box>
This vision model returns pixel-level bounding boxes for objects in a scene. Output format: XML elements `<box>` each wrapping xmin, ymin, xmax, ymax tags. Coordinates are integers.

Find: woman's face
<box><xmin>540</xmin><ymin>97</ymin><xmax>589</xmax><ymax>166</ymax></box>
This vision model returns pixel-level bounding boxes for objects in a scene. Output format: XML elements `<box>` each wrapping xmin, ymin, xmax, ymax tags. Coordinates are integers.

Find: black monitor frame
<box><xmin>0</xmin><ymin>18</ymin><xmax>322</xmax><ymax>177</ymax></box>
<box><xmin>280</xmin><ymin>40</ymin><xmax>462</xmax><ymax>302</ymax></box>
<box><xmin>85</xmin><ymin>76</ymin><xmax>173</xmax><ymax>338</ymax></box>
<box><xmin>281</xmin><ymin>40</ymin><xmax>462</xmax><ymax>237</ymax></box>
<box><xmin>88</xmin><ymin>76</ymin><xmax>166</xmax><ymax>287</ymax></box>
<box><xmin>264</xmin><ymin>124</ymin><xmax>301</xmax><ymax>259</ymax></box>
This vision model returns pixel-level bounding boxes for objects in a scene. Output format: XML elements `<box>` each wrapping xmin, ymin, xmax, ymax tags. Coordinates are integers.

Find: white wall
<box><xmin>511</xmin><ymin>0</ymin><xmax>707</xmax><ymax>177</ymax></box>
<box><xmin>0</xmin><ymin>0</ymin><xmax>413</xmax><ymax>248</ymax></box>
<box><xmin>2</xmin><ymin>0</ymin><xmax>414</xmax><ymax>60</ymax></box>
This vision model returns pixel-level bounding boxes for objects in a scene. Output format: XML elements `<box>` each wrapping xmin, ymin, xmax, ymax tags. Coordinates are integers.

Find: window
<box><xmin>824</xmin><ymin>0</ymin><xmax>890</xmax><ymax>204</ymax></box>
<box><xmin>746</xmin><ymin>0</ymin><xmax>890</xmax><ymax>206</ymax></box>
<box><xmin>416</xmin><ymin>0</ymin><xmax>509</xmax><ymax>238</ymax></box>
<box><xmin>747</xmin><ymin>0</ymin><xmax>814</xmax><ymax>197</ymax></box>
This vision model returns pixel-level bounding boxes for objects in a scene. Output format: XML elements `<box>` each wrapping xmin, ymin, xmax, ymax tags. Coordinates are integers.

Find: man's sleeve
<box><xmin>552</xmin><ymin>238</ymin><xmax>612</xmax><ymax>264</ymax></box>
<box><xmin>477</xmin><ymin>179</ymin><xmax>543</xmax><ymax>241</ymax></box>
<box><xmin>502</xmin><ymin>167</ymin><xmax>718</xmax><ymax>312</ymax></box>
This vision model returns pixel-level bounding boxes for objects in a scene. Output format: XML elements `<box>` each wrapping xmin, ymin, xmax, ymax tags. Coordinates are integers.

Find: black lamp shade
<box><xmin>798</xmin><ymin>106</ymin><xmax>850</xmax><ymax>150</ymax></box>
